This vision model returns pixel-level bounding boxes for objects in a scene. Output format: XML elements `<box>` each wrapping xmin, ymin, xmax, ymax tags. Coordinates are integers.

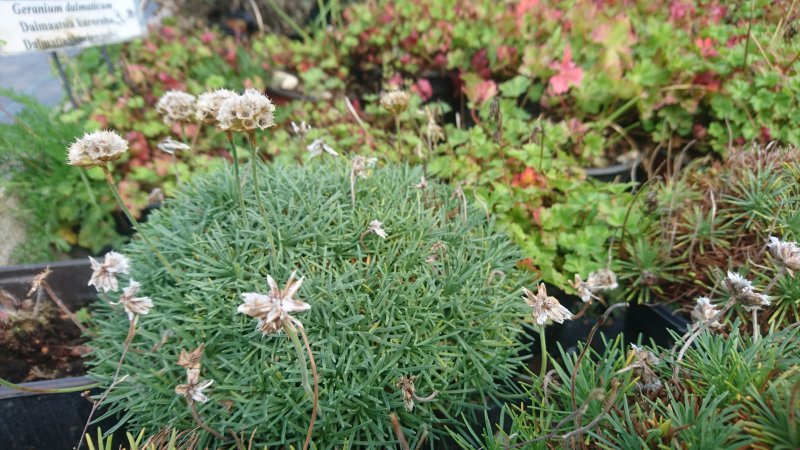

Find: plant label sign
<box><xmin>0</xmin><ymin>1</ymin><xmax>144</xmax><ymax>56</ymax></box>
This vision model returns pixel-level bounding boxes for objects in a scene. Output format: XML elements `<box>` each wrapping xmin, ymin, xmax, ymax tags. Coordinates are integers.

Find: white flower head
<box><xmin>67</xmin><ymin>130</ymin><xmax>128</xmax><ymax>168</ymax></box>
<box><xmin>767</xmin><ymin>236</ymin><xmax>800</xmax><ymax>276</ymax></box>
<box><xmin>156</xmin><ymin>90</ymin><xmax>196</xmax><ymax>125</ymax></box>
<box><xmin>625</xmin><ymin>344</ymin><xmax>661</xmax><ymax>389</ymax></box>
<box><xmin>111</xmin><ymin>280</ymin><xmax>153</xmax><ymax>321</ymax></box>
<box><xmin>175</xmin><ymin>368</ymin><xmax>213</xmax><ymax>404</ymax></box>
<box><xmin>380</xmin><ymin>90</ymin><xmax>410</xmax><ymax>116</ymax></box>
<box><xmin>691</xmin><ymin>297</ymin><xmax>723</xmax><ymax>330</ymax></box>
<box><xmin>217</xmin><ymin>89</ymin><xmax>275</xmax><ymax>132</ymax></box>
<box><xmin>307</xmin><ymin>138</ymin><xmax>339</xmax><ymax>158</ymax></box>
<box><xmin>352</xmin><ymin>155</ymin><xmax>377</xmax><ymax>179</ymax></box>
<box><xmin>291</xmin><ymin>121</ymin><xmax>312</xmax><ymax>140</ymax></box>
<box><xmin>88</xmin><ymin>251</ymin><xmax>130</xmax><ymax>293</ymax></box>
<box><xmin>569</xmin><ymin>269</ymin><xmax>618</xmax><ymax>304</ymax></box>
<box><xmin>196</xmin><ymin>89</ymin><xmax>237</xmax><ymax>125</ymax></box>
<box><xmin>238</xmin><ymin>271</ymin><xmax>310</xmax><ymax>334</ymax></box>
<box><xmin>367</xmin><ymin>220</ymin><xmax>387</xmax><ymax>239</ymax></box>
<box><xmin>157</xmin><ymin>137</ymin><xmax>191</xmax><ymax>155</ymax></box>
<box><xmin>523</xmin><ymin>283</ymin><xmax>573</xmax><ymax>325</ymax></box>
<box><xmin>722</xmin><ymin>271</ymin><xmax>770</xmax><ymax>312</ymax></box>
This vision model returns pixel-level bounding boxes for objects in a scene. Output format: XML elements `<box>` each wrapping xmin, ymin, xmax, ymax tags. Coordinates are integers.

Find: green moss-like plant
<box><xmin>88</xmin><ymin>159</ymin><xmax>528</xmax><ymax>448</ymax></box>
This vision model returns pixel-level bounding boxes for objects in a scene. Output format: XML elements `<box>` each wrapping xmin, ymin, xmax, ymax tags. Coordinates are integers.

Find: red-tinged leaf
<box><xmin>462</xmin><ymin>75</ymin><xmax>498</xmax><ymax>106</ymax></box>
<box><xmin>695</xmin><ymin>37</ymin><xmax>718</xmax><ymax>58</ymax></box>
<box><xmin>413</xmin><ymin>79</ymin><xmax>433</xmax><ymax>101</ymax></box>
<box><xmin>549</xmin><ymin>45</ymin><xmax>583</xmax><ymax>95</ymax></box>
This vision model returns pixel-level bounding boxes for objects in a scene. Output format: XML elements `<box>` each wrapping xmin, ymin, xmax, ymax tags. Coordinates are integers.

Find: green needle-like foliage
<box><xmin>87</xmin><ymin>159</ymin><xmax>528</xmax><ymax>448</ymax></box>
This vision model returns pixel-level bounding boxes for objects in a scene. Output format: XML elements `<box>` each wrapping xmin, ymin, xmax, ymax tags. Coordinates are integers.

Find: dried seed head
<box><xmin>351</xmin><ymin>155</ymin><xmax>377</xmax><ymax>179</ymax></box>
<box><xmin>307</xmin><ymin>138</ymin><xmax>339</xmax><ymax>158</ymax></box>
<box><xmin>195</xmin><ymin>89</ymin><xmax>237</xmax><ymax>125</ymax></box>
<box><xmin>569</xmin><ymin>269</ymin><xmax>618</xmax><ymax>303</ymax></box>
<box><xmin>27</xmin><ymin>267</ymin><xmax>52</xmax><ymax>297</ymax></box>
<box><xmin>366</xmin><ymin>220</ymin><xmax>387</xmax><ymax>239</ymax></box>
<box><xmin>177</xmin><ymin>343</ymin><xmax>205</xmax><ymax>370</ymax></box>
<box><xmin>523</xmin><ymin>283</ymin><xmax>573</xmax><ymax>325</ymax></box>
<box><xmin>396</xmin><ymin>375</ymin><xmax>417</xmax><ymax>412</ymax></box>
<box><xmin>156</xmin><ymin>90</ymin><xmax>196</xmax><ymax>125</ymax></box>
<box><xmin>627</xmin><ymin>344</ymin><xmax>661</xmax><ymax>388</ymax></box>
<box><xmin>422</xmin><ymin>106</ymin><xmax>444</xmax><ymax>143</ymax></box>
<box><xmin>111</xmin><ymin>281</ymin><xmax>153</xmax><ymax>321</ymax></box>
<box><xmin>67</xmin><ymin>130</ymin><xmax>128</xmax><ymax>168</ymax></box>
<box><xmin>723</xmin><ymin>271</ymin><xmax>770</xmax><ymax>312</ymax></box>
<box><xmin>414</xmin><ymin>176</ymin><xmax>428</xmax><ymax>190</ymax></box>
<box><xmin>217</xmin><ymin>89</ymin><xmax>275</xmax><ymax>132</ymax></box>
<box><xmin>380</xmin><ymin>90</ymin><xmax>410</xmax><ymax>116</ymax></box>
<box><xmin>767</xmin><ymin>236</ymin><xmax>800</xmax><ymax>276</ymax></box>
<box><xmin>88</xmin><ymin>251</ymin><xmax>130</xmax><ymax>293</ymax></box>
<box><xmin>238</xmin><ymin>272</ymin><xmax>310</xmax><ymax>334</ymax></box>
<box><xmin>157</xmin><ymin>137</ymin><xmax>191</xmax><ymax>155</ymax></box>
<box><xmin>291</xmin><ymin>121</ymin><xmax>312</xmax><ymax>141</ymax></box>
<box><xmin>175</xmin><ymin>368</ymin><xmax>213</xmax><ymax>404</ymax></box>
<box><xmin>691</xmin><ymin>297</ymin><xmax>723</xmax><ymax>330</ymax></box>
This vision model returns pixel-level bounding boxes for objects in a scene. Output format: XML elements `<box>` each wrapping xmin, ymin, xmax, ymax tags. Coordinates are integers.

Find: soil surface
<box><xmin>0</xmin><ymin>298</ymin><xmax>88</xmax><ymax>383</ymax></box>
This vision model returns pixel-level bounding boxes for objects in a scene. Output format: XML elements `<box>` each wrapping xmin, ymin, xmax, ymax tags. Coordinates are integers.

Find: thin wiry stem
<box><xmin>246</xmin><ymin>132</ymin><xmax>277</xmax><ymax>255</ymax></box>
<box><xmin>225</xmin><ymin>131</ymin><xmax>248</xmax><ymax>216</ymax></box>
<box><xmin>389</xmin><ymin>413</ymin><xmax>410</xmax><ymax>450</ymax></box>
<box><xmin>42</xmin><ymin>280</ymin><xmax>91</xmax><ymax>336</ymax></box>
<box><xmin>296</xmin><ymin>322</ymin><xmax>319</xmax><ymax>450</ymax></box>
<box><xmin>189</xmin><ymin>401</ymin><xmax>225</xmax><ymax>441</ymax></box>
<box><xmin>100</xmin><ymin>167</ymin><xmax>176</xmax><ymax>277</ymax></box>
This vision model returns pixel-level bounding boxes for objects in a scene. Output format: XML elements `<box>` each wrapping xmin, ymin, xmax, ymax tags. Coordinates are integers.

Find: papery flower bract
<box><xmin>291</xmin><ymin>121</ymin><xmax>312</xmax><ymax>141</ymax></box>
<box><xmin>414</xmin><ymin>176</ymin><xmax>428</xmax><ymax>190</ymax></box>
<box><xmin>112</xmin><ymin>280</ymin><xmax>153</xmax><ymax>321</ymax></box>
<box><xmin>238</xmin><ymin>272</ymin><xmax>310</xmax><ymax>334</ymax></box>
<box><xmin>195</xmin><ymin>89</ymin><xmax>237</xmax><ymax>125</ymax></box>
<box><xmin>380</xmin><ymin>90</ymin><xmax>410</xmax><ymax>116</ymax></box>
<box><xmin>217</xmin><ymin>89</ymin><xmax>275</xmax><ymax>132</ymax></box>
<box><xmin>623</xmin><ymin>344</ymin><xmax>661</xmax><ymax>392</ymax></box>
<box><xmin>366</xmin><ymin>220</ymin><xmax>387</xmax><ymax>239</ymax></box>
<box><xmin>88</xmin><ymin>251</ymin><xmax>130</xmax><ymax>293</ymax></box>
<box><xmin>723</xmin><ymin>271</ymin><xmax>752</xmax><ymax>297</ymax></box>
<box><xmin>351</xmin><ymin>155</ymin><xmax>377</xmax><ymax>179</ymax></box>
<box><xmin>569</xmin><ymin>268</ymin><xmax>618</xmax><ymax>303</ymax></box>
<box><xmin>157</xmin><ymin>137</ymin><xmax>191</xmax><ymax>155</ymax></box>
<box><xmin>67</xmin><ymin>130</ymin><xmax>128</xmax><ymax>168</ymax></box>
<box><xmin>177</xmin><ymin>344</ymin><xmax>205</xmax><ymax>370</ymax></box>
<box><xmin>156</xmin><ymin>90</ymin><xmax>196</xmax><ymax>126</ymax></box>
<box><xmin>691</xmin><ymin>297</ymin><xmax>723</xmax><ymax>330</ymax></box>
<box><xmin>722</xmin><ymin>270</ymin><xmax>770</xmax><ymax>311</ymax></box>
<box><xmin>307</xmin><ymin>138</ymin><xmax>338</xmax><ymax>158</ymax></box>
<box><xmin>175</xmin><ymin>368</ymin><xmax>213</xmax><ymax>404</ymax></box>
<box><xmin>767</xmin><ymin>236</ymin><xmax>800</xmax><ymax>276</ymax></box>
<box><xmin>396</xmin><ymin>375</ymin><xmax>417</xmax><ymax>412</ymax></box>
<box><xmin>523</xmin><ymin>283</ymin><xmax>573</xmax><ymax>325</ymax></box>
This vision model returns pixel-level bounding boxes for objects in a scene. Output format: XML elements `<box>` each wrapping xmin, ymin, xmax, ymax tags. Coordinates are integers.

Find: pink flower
<box><xmin>695</xmin><ymin>37</ymin><xmax>718</xmax><ymax>58</ymax></box>
<box><xmin>549</xmin><ymin>45</ymin><xmax>583</xmax><ymax>95</ymax></box>
<box><xmin>200</xmin><ymin>32</ymin><xmax>215</xmax><ymax>44</ymax></box>
<box><xmin>413</xmin><ymin>79</ymin><xmax>433</xmax><ymax>101</ymax></box>
<box><xmin>463</xmin><ymin>79</ymin><xmax>497</xmax><ymax>105</ymax></box>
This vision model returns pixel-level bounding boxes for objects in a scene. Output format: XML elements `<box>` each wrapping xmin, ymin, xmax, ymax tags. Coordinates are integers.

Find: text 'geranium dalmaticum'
<box><xmin>67</xmin><ymin>130</ymin><xmax>128</xmax><ymax>168</ymax></box>
<box><xmin>238</xmin><ymin>272</ymin><xmax>311</xmax><ymax>334</ymax></box>
<box><xmin>767</xmin><ymin>236</ymin><xmax>800</xmax><ymax>276</ymax></box>
<box><xmin>88</xmin><ymin>251</ymin><xmax>130</xmax><ymax>293</ymax></box>
<box><xmin>112</xmin><ymin>280</ymin><xmax>153</xmax><ymax>321</ymax></box>
<box><xmin>723</xmin><ymin>271</ymin><xmax>770</xmax><ymax>312</ymax></box>
<box><xmin>523</xmin><ymin>283</ymin><xmax>573</xmax><ymax>325</ymax></box>
<box><xmin>217</xmin><ymin>89</ymin><xmax>275</xmax><ymax>132</ymax></box>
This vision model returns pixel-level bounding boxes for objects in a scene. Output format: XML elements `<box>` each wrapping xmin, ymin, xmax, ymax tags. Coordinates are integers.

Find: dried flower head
<box><xmin>380</xmin><ymin>90</ymin><xmax>410</xmax><ymax>116</ymax></box>
<box><xmin>291</xmin><ymin>121</ymin><xmax>312</xmax><ymax>141</ymax></box>
<box><xmin>156</xmin><ymin>90</ymin><xmax>196</xmax><ymax>125</ymax></box>
<box><xmin>88</xmin><ymin>251</ymin><xmax>130</xmax><ymax>293</ymax></box>
<box><xmin>767</xmin><ymin>236</ymin><xmax>800</xmax><ymax>276</ymax></box>
<box><xmin>422</xmin><ymin>106</ymin><xmax>444</xmax><ymax>143</ymax></box>
<box><xmin>177</xmin><ymin>344</ymin><xmax>205</xmax><ymax>370</ymax></box>
<box><xmin>723</xmin><ymin>271</ymin><xmax>770</xmax><ymax>312</ymax></box>
<box><xmin>27</xmin><ymin>267</ymin><xmax>52</xmax><ymax>297</ymax></box>
<box><xmin>307</xmin><ymin>138</ymin><xmax>339</xmax><ymax>158</ymax></box>
<box><xmin>351</xmin><ymin>155</ymin><xmax>377</xmax><ymax>179</ymax></box>
<box><xmin>396</xmin><ymin>375</ymin><xmax>437</xmax><ymax>412</ymax></box>
<box><xmin>619</xmin><ymin>344</ymin><xmax>661</xmax><ymax>392</ymax></box>
<box><xmin>195</xmin><ymin>89</ymin><xmax>237</xmax><ymax>125</ymax></box>
<box><xmin>217</xmin><ymin>89</ymin><xmax>275</xmax><ymax>132</ymax></box>
<box><xmin>157</xmin><ymin>137</ymin><xmax>191</xmax><ymax>155</ymax></box>
<box><xmin>238</xmin><ymin>272</ymin><xmax>310</xmax><ymax>334</ymax></box>
<box><xmin>175</xmin><ymin>368</ymin><xmax>213</xmax><ymax>404</ymax></box>
<box><xmin>691</xmin><ymin>297</ymin><xmax>723</xmax><ymax>330</ymax></box>
<box><xmin>426</xmin><ymin>241</ymin><xmax>447</xmax><ymax>264</ymax></box>
<box><xmin>414</xmin><ymin>176</ymin><xmax>428</xmax><ymax>190</ymax></box>
<box><xmin>523</xmin><ymin>283</ymin><xmax>573</xmax><ymax>325</ymax></box>
<box><xmin>569</xmin><ymin>269</ymin><xmax>618</xmax><ymax>303</ymax></box>
<box><xmin>67</xmin><ymin>130</ymin><xmax>128</xmax><ymax>168</ymax></box>
<box><xmin>111</xmin><ymin>281</ymin><xmax>153</xmax><ymax>321</ymax></box>
<box><xmin>366</xmin><ymin>220</ymin><xmax>387</xmax><ymax>239</ymax></box>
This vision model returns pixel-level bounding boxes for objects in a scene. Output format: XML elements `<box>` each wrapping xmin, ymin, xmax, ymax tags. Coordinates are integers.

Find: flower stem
<box><xmin>100</xmin><ymin>167</ymin><xmax>176</xmax><ymax>277</ymax></box>
<box><xmin>247</xmin><ymin>132</ymin><xmax>277</xmax><ymax>255</ymax></box>
<box><xmin>285</xmin><ymin>322</ymin><xmax>312</xmax><ymax>401</ymax></box>
<box><xmin>538</xmin><ymin>326</ymin><xmax>547</xmax><ymax>382</ymax></box>
<box><xmin>393</xmin><ymin>115</ymin><xmax>401</xmax><ymax>153</ymax></box>
<box><xmin>752</xmin><ymin>309</ymin><xmax>760</xmax><ymax>342</ymax></box>
<box><xmin>296</xmin><ymin>322</ymin><xmax>319</xmax><ymax>450</ymax></box>
<box><xmin>225</xmin><ymin>131</ymin><xmax>248</xmax><ymax>216</ymax></box>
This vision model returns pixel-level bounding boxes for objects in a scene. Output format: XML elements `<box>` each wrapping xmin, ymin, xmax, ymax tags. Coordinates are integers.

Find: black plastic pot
<box><xmin>585</xmin><ymin>159</ymin><xmax>640</xmax><ymax>183</ymax></box>
<box><xmin>0</xmin><ymin>259</ymin><xmax>124</xmax><ymax>450</ymax></box>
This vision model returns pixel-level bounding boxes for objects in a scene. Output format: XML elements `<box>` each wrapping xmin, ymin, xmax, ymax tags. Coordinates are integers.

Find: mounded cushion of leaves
<box><xmin>88</xmin><ymin>160</ymin><xmax>528</xmax><ymax>448</ymax></box>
